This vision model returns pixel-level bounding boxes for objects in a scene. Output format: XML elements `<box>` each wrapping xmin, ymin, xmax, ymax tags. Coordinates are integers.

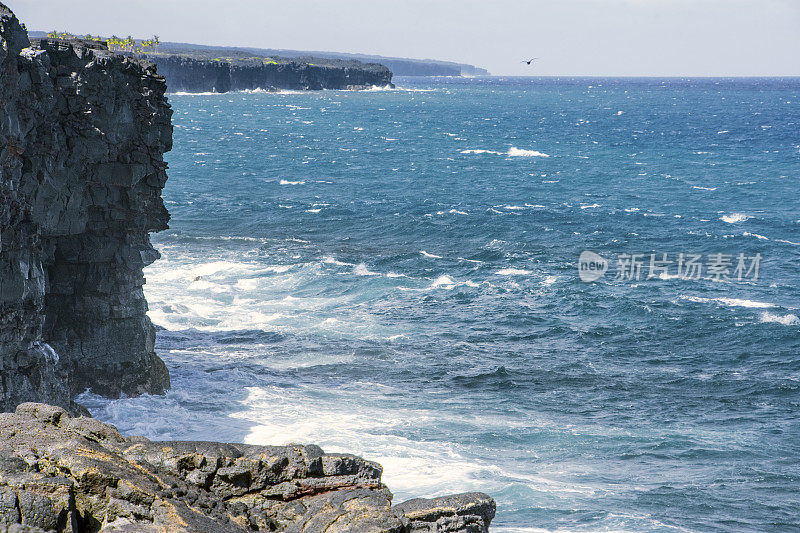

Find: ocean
<box><xmin>79</xmin><ymin>77</ymin><xmax>800</xmax><ymax>531</ymax></box>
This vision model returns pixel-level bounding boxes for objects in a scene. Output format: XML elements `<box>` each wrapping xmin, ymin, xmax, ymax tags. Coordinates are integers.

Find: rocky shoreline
<box><xmin>0</xmin><ymin>3</ymin><xmax>495</xmax><ymax>531</ymax></box>
<box><xmin>0</xmin><ymin>403</ymin><xmax>494</xmax><ymax>532</ymax></box>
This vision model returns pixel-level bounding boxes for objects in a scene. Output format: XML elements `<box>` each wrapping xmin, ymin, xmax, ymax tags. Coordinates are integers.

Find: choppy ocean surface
<box><xmin>80</xmin><ymin>77</ymin><xmax>800</xmax><ymax>531</ymax></box>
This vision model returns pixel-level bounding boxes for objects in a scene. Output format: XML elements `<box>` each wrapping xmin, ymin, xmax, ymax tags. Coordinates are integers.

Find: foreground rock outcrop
<box><xmin>0</xmin><ymin>3</ymin><xmax>171</xmax><ymax>412</ymax></box>
<box><xmin>142</xmin><ymin>54</ymin><xmax>393</xmax><ymax>93</ymax></box>
<box><xmin>0</xmin><ymin>403</ymin><xmax>495</xmax><ymax>532</ymax></box>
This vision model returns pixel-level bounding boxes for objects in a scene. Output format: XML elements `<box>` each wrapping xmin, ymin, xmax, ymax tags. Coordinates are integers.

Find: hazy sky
<box><xmin>12</xmin><ymin>0</ymin><xmax>800</xmax><ymax>76</ymax></box>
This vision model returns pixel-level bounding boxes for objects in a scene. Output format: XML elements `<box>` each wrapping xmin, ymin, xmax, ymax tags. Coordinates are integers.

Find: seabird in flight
<box><xmin>521</xmin><ymin>58</ymin><xmax>538</xmax><ymax>65</ymax></box>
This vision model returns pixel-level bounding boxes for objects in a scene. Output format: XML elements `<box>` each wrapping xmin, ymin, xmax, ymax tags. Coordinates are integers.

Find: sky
<box><xmin>12</xmin><ymin>0</ymin><xmax>800</xmax><ymax>76</ymax></box>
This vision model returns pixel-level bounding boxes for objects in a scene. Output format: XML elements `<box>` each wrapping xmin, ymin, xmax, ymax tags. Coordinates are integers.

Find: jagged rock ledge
<box><xmin>137</xmin><ymin>53</ymin><xmax>394</xmax><ymax>93</ymax></box>
<box><xmin>0</xmin><ymin>403</ymin><xmax>495</xmax><ymax>532</ymax></box>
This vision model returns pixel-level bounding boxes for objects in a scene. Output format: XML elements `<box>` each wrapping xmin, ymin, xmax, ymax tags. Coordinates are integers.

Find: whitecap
<box><xmin>507</xmin><ymin>147</ymin><xmax>550</xmax><ymax>157</ymax></box>
<box><xmin>680</xmin><ymin>296</ymin><xmax>774</xmax><ymax>309</ymax></box>
<box><xmin>721</xmin><ymin>213</ymin><xmax>749</xmax><ymax>223</ymax></box>
<box><xmin>759</xmin><ymin>312</ymin><xmax>800</xmax><ymax>325</ymax></box>
<box><xmin>420</xmin><ymin>251</ymin><xmax>442</xmax><ymax>259</ymax></box>
<box><xmin>353</xmin><ymin>263</ymin><xmax>380</xmax><ymax>276</ymax></box>
<box><xmin>692</xmin><ymin>186</ymin><xmax>717</xmax><ymax>191</ymax></box>
<box><xmin>743</xmin><ymin>232</ymin><xmax>769</xmax><ymax>241</ymax></box>
<box><xmin>460</xmin><ymin>149</ymin><xmax>503</xmax><ymax>155</ymax></box>
<box><xmin>280</xmin><ymin>179</ymin><xmax>305</xmax><ymax>185</ymax></box>
<box><xmin>323</xmin><ymin>256</ymin><xmax>354</xmax><ymax>266</ymax></box>
<box><xmin>430</xmin><ymin>275</ymin><xmax>456</xmax><ymax>288</ymax></box>
<box><xmin>496</xmin><ymin>268</ymin><xmax>532</xmax><ymax>276</ymax></box>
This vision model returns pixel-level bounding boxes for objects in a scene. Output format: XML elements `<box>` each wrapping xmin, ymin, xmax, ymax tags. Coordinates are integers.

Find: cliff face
<box><xmin>145</xmin><ymin>55</ymin><xmax>393</xmax><ymax>93</ymax></box>
<box><xmin>0</xmin><ymin>4</ymin><xmax>171</xmax><ymax>412</ymax></box>
<box><xmin>144</xmin><ymin>55</ymin><xmax>231</xmax><ymax>93</ymax></box>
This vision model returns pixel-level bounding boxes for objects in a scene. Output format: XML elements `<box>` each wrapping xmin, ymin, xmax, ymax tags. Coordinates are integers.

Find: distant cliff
<box><xmin>138</xmin><ymin>54</ymin><xmax>393</xmax><ymax>93</ymax></box>
<box><xmin>0</xmin><ymin>7</ymin><xmax>171</xmax><ymax>412</ymax></box>
<box><xmin>150</xmin><ymin>43</ymin><xmax>490</xmax><ymax>78</ymax></box>
<box><xmin>150</xmin><ymin>42</ymin><xmax>491</xmax><ymax>77</ymax></box>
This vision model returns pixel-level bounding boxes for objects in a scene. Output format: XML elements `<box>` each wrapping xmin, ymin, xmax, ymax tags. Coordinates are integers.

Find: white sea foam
<box><xmin>496</xmin><ymin>268</ymin><xmax>532</xmax><ymax>276</ymax></box>
<box><xmin>323</xmin><ymin>256</ymin><xmax>354</xmax><ymax>266</ymax></box>
<box><xmin>721</xmin><ymin>213</ymin><xmax>749</xmax><ymax>223</ymax></box>
<box><xmin>420</xmin><ymin>251</ymin><xmax>443</xmax><ymax>259</ymax></box>
<box><xmin>680</xmin><ymin>296</ymin><xmax>774</xmax><ymax>309</ymax></box>
<box><xmin>363</xmin><ymin>85</ymin><xmax>435</xmax><ymax>92</ymax></box>
<box><xmin>280</xmin><ymin>179</ymin><xmax>305</xmax><ymax>185</ymax></box>
<box><xmin>430</xmin><ymin>275</ymin><xmax>456</xmax><ymax>288</ymax></box>
<box><xmin>744</xmin><ymin>232</ymin><xmax>769</xmax><ymax>241</ymax></box>
<box><xmin>228</xmin><ymin>386</ymin><xmax>511</xmax><ymax>502</ymax></box>
<box><xmin>460</xmin><ymin>149</ymin><xmax>503</xmax><ymax>155</ymax></box>
<box><xmin>759</xmin><ymin>312</ymin><xmax>800</xmax><ymax>325</ymax></box>
<box><xmin>692</xmin><ymin>186</ymin><xmax>717</xmax><ymax>191</ymax></box>
<box><xmin>353</xmin><ymin>263</ymin><xmax>380</xmax><ymax>276</ymax></box>
<box><xmin>170</xmin><ymin>91</ymin><xmax>223</xmax><ymax>96</ymax></box>
<box><xmin>305</xmin><ymin>208</ymin><xmax>322</xmax><ymax>213</ymax></box>
<box><xmin>507</xmin><ymin>147</ymin><xmax>550</xmax><ymax>157</ymax></box>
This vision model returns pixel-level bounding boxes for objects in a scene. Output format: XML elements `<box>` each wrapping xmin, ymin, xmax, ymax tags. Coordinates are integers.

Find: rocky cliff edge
<box><xmin>0</xmin><ymin>3</ymin><xmax>171</xmax><ymax>413</ymax></box>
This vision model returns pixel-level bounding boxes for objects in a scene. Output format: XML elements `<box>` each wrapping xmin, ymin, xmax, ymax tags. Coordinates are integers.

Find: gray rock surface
<box><xmin>0</xmin><ymin>2</ymin><xmax>171</xmax><ymax>412</ymax></box>
<box><xmin>394</xmin><ymin>493</ymin><xmax>496</xmax><ymax>533</ymax></box>
<box><xmin>0</xmin><ymin>403</ymin><xmax>495</xmax><ymax>532</ymax></box>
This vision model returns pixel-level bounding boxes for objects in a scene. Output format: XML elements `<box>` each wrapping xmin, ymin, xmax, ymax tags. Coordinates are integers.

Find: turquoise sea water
<box><xmin>81</xmin><ymin>77</ymin><xmax>800</xmax><ymax>531</ymax></box>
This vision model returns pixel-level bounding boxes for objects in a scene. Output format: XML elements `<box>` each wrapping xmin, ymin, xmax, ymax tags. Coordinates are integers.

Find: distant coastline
<box><xmin>27</xmin><ymin>30</ymin><xmax>490</xmax><ymax>78</ymax></box>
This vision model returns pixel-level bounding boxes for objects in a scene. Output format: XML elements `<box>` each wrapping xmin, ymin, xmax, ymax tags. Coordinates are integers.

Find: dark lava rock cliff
<box><xmin>143</xmin><ymin>54</ymin><xmax>393</xmax><ymax>93</ymax></box>
<box><xmin>0</xmin><ymin>3</ymin><xmax>171</xmax><ymax>412</ymax></box>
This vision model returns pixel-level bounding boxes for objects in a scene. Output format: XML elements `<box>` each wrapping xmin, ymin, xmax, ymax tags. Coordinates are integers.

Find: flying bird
<box><xmin>521</xmin><ymin>58</ymin><xmax>538</xmax><ymax>65</ymax></box>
